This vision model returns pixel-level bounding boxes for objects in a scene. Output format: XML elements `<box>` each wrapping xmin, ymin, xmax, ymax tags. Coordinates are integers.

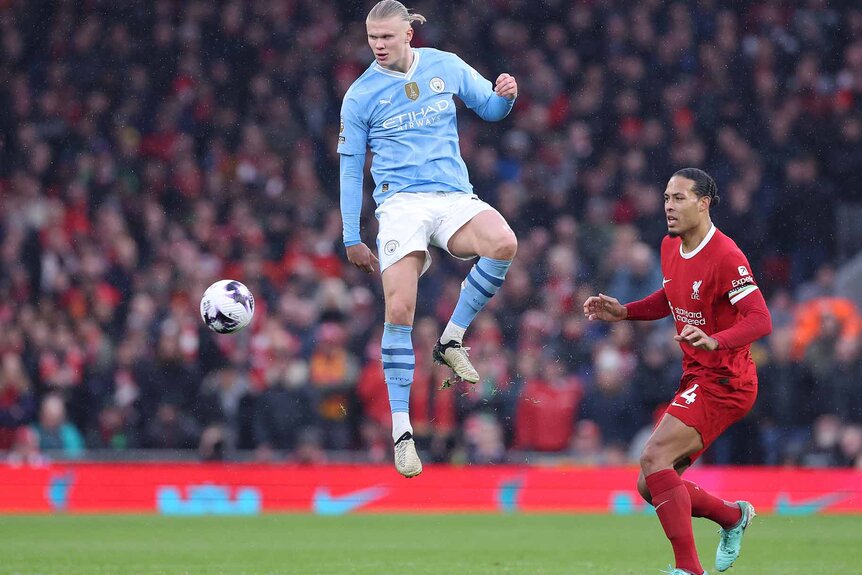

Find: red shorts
<box><xmin>664</xmin><ymin>372</ymin><xmax>757</xmax><ymax>462</ymax></box>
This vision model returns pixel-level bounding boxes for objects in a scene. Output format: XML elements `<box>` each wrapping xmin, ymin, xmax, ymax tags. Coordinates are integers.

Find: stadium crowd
<box><xmin>2</xmin><ymin>0</ymin><xmax>862</xmax><ymax>469</ymax></box>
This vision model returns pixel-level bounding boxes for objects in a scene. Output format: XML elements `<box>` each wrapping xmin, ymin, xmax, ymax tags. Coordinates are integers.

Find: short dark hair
<box><xmin>673</xmin><ymin>167</ymin><xmax>720</xmax><ymax>208</ymax></box>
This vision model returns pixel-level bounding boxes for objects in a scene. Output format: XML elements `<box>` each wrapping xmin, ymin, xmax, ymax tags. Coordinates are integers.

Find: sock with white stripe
<box><xmin>382</xmin><ymin>322</ymin><xmax>414</xmax><ymax>442</ymax></box>
<box><xmin>442</xmin><ymin>257</ymin><xmax>512</xmax><ymax>343</ymax></box>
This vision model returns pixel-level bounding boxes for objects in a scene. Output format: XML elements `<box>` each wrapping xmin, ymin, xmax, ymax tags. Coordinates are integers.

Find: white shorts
<box><xmin>375</xmin><ymin>192</ymin><xmax>496</xmax><ymax>275</ymax></box>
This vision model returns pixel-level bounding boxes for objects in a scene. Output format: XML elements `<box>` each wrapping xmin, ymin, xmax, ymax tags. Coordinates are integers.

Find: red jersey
<box><xmin>660</xmin><ymin>226</ymin><xmax>760</xmax><ymax>382</ymax></box>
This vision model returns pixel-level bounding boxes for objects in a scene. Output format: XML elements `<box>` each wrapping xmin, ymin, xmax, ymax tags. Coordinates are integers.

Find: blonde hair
<box><xmin>367</xmin><ymin>0</ymin><xmax>427</xmax><ymax>25</ymax></box>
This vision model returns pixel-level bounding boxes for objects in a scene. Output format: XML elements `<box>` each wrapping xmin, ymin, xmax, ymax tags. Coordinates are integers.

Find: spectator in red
<box><xmin>0</xmin><ymin>352</ymin><xmax>36</xmax><ymax>449</ymax></box>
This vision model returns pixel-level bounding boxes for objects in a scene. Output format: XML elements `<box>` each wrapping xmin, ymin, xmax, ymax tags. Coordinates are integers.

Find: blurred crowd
<box><xmin>2</xmin><ymin>0</ymin><xmax>862</xmax><ymax>469</ymax></box>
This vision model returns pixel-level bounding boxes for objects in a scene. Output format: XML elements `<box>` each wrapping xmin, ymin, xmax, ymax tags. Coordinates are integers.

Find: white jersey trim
<box><xmin>372</xmin><ymin>49</ymin><xmax>421</xmax><ymax>80</ymax></box>
<box><xmin>680</xmin><ymin>224</ymin><xmax>717</xmax><ymax>259</ymax></box>
<box><xmin>729</xmin><ymin>284</ymin><xmax>759</xmax><ymax>305</ymax></box>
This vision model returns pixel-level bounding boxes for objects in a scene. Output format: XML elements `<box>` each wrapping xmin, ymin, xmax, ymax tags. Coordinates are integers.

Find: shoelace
<box><xmin>395</xmin><ymin>442</ymin><xmax>410</xmax><ymax>464</ymax></box>
<box><xmin>394</xmin><ymin>441</ymin><xmax>419</xmax><ymax>471</ymax></box>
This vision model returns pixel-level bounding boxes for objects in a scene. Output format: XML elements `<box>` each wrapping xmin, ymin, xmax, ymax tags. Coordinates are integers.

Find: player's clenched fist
<box><xmin>583</xmin><ymin>293</ymin><xmax>628</xmax><ymax>322</ymax></box>
<box><xmin>494</xmin><ymin>74</ymin><xmax>518</xmax><ymax>100</ymax></box>
<box><xmin>674</xmin><ymin>324</ymin><xmax>719</xmax><ymax>351</ymax></box>
<box><xmin>346</xmin><ymin>243</ymin><xmax>379</xmax><ymax>274</ymax></box>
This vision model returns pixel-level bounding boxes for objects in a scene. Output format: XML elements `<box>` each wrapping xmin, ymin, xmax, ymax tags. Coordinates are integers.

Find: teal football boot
<box><xmin>715</xmin><ymin>501</ymin><xmax>756</xmax><ymax>571</ymax></box>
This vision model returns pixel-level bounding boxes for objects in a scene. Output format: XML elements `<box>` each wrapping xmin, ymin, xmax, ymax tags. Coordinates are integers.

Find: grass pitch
<box><xmin>0</xmin><ymin>513</ymin><xmax>858</xmax><ymax>575</ymax></box>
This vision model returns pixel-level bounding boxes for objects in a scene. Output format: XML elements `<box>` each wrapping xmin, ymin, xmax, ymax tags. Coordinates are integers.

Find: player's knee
<box><xmin>386</xmin><ymin>299</ymin><xmax>415</xmax><ymax>325</ymax></box>
<box><xmin>639</xmin><ymin>442</ymin><xmax>671</xmax><ymax>475</ymax></box>
<box><xmin>490</xmin><ymin>230</ymin><xmax>517</xmax><ymax>260</ymax></box>
<box><xmin>637</xmin><ymin>476</ymin><xmax>652</xmax><ymax>504</ymax></box>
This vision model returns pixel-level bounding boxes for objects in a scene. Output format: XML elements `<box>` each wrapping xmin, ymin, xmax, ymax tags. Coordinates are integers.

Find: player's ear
<box><xmin>406</xmin><ymin>25</ymin><xmax>413</xmax><ymax>43</ymax></box>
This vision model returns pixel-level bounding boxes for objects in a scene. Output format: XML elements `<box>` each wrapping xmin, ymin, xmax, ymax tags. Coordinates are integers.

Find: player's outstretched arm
<box><xmin>619</xmin><ymin>288</ymin><xmax>671</xmax><ymax>321</ymax></box>
<box><xmin>583</xmin><ymin>293</ymin><xmax>628</xmax><ymax>322</ymax></box>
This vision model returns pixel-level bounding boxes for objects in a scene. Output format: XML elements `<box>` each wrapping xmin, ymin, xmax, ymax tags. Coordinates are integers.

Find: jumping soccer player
<box><xmin>338</xmin><ymin>0</ymin><xmax>518</xmax><ymax>477</ymax></box>
<box><xmin>583</xmin><ymin>168</ymin><xmax>772</xmax><ymax>575</ymax></box>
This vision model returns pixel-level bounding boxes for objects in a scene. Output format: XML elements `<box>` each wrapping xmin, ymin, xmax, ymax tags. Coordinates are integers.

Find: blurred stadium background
<box><xmin>2</xmin><ymin>0</ymin><xmax>862</xmax><ymax>521</ymax></box>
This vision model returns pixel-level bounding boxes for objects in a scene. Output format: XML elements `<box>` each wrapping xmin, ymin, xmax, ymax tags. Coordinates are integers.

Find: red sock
<box><xmin>684</xmin><ymin>480</ymin><xmax>742</xmax><ymax>529</ymax></box>
<box><xmin>646</xmin><ymin>469</ymin><xmax>703</xmax><ymax>575</ymax></box>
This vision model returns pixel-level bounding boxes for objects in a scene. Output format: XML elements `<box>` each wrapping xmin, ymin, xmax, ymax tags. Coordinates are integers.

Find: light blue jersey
<box><xmin>339</xmin><ymin>48</ymin><xmax>514</xmax><ymax>246</ymax></box>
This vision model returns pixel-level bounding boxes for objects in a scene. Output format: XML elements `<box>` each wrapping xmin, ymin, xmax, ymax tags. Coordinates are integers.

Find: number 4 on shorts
<box><xmin>681</xmin><ymin>383</ymin><xmax>699</xmax><ymax>404</ymax></box>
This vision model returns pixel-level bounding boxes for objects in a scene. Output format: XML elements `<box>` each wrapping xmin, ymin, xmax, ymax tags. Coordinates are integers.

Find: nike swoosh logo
<box><xmin>497</xmin><ymin>476</ymin><xmax>524</xmax><ymax>512</ymax></box>
<box><xmin>774</xmin><ymin>492</ymin><xmax>847</xmax><ymax>516</ymax></box>
<box><xmin>670</xmin><ymin>402</ymin><xmax>689</xmax><ymax>409</ymax></box>
<box><xmin>654</xmin><ymin>500</ymin><xmax>669</xmax><ymax>511</ymax></box>
<box><xmin>312</xmin><ymin>486</ymin><xmax>388</xmax><ymax>516</ymax></box>
<box><xmin>48</xmin><ymin>471</ymin><xmax>75</xmax><ymax>511</ymax></box>
<box><xmin>663</xmin><ymin>279</ymin><xmax>672</xmax><ymax>285</ymax></box>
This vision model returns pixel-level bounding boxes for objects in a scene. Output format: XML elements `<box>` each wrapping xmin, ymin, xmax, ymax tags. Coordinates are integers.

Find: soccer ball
<box><xmin>200</xmin><ymin>279</ymin><xmax>255</xmax><ymax>334</ymax></box>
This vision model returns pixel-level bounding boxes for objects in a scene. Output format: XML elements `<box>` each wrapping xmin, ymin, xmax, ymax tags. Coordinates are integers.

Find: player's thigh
<box><xmin>667</xmin><ymin>376</ymin><xmax>756</xmax><ymax>462</ymax></box>
<box><xmin>447</xmin><ymin>210</ymin><xmax>516</xmax><ymax>259</ymax></box>
<box><xmin>381</xmin><ymin>252</ymin><xmax>425</xmax><ymax>325</ymax></box>
<box><xmin>430</xmin><ymin>195</ymin><xmax>515</xmax><ymax>259</ymax></box>
<box><xmin>376</xmin><ymin>193</ymin><xmax>436</xmax><ymax>276</ymax></box>
<box><xmin>639</xmin><ymin>413</ymin><xmax>704</xmax><ymax>473</ymax></box>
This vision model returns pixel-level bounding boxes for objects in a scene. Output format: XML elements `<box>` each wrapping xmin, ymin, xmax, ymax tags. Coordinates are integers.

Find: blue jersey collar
<box><xmin>372</xmin><ymin>49</ymin><xmax>421</xmax><ymax>80</ymax></box>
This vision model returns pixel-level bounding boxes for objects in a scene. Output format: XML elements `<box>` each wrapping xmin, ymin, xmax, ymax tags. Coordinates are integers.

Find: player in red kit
<box><xmin>583</xmin><ymin>168</ymin><xmax>772</xmax><ymax>575</ymax></box>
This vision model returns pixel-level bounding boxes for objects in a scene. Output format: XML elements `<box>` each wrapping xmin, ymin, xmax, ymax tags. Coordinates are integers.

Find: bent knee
<box><xmin>488</xmin><ymin>231</ymin><xmax>518</xmax><ymax>260</ymax></box>
<box><xmin>637</xmin><ymin>476</ymin><xmax>652</xmax><ymax>504</ymax></box>
<box><xmin>639</xmin><ymin>443</ymin><xmax>674</xmax><ymax>475</ymax></box>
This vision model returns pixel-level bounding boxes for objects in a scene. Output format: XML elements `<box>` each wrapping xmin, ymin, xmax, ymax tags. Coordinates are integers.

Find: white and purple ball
<box><xmin>200</xmin><ymin>280</ymin><xmax>255</xmax><ymax>334</ymax></box>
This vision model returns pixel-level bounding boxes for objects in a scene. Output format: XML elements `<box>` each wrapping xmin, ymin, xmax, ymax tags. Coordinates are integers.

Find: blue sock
<box><xmin>382</xmin><ymin>322</ymin><xmax>414</xmax><ymax>414</ymax></box>
<box><xmin>449</xmin><ymin>257</ymin><xmax>512</xmax><ymax>330</ymax></box>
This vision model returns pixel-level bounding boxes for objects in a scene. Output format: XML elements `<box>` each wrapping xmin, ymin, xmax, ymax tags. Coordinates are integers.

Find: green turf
<box><xmin>0</xmin><ymin>513</ymin><xmax>859</xmax><ymax>575</ymax></box>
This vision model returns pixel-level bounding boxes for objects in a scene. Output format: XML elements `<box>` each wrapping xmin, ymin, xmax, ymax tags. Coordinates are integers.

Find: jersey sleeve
<box><xmin>716</xmin><ymin>250</ymin><xmax>760</xmax><ymax>306</ymax></box>
<box><xmin>624</xmin><ymin>288</ymin><xmax>671</xmax><ymax>321</ymax></box>
<box><xmin>448</xmin><ymin>53</ymin><xmax>514</xmax><ymax>121</ymax></box>
<box><xmin>337</xmin><ymin>90</ymin><xmax>369</xmax><ymax>156</ymax></box>
<box><xmin>712</xmin><ymin>288</ymin><xmax>772</xmax><ymax>349</ymax></box>
<box><xmin>339</xmin><ymin>153</ymin><xmax>364</xmax><ymax>247</ymax></box>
